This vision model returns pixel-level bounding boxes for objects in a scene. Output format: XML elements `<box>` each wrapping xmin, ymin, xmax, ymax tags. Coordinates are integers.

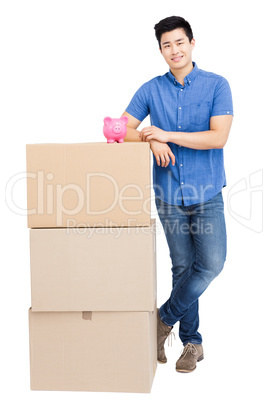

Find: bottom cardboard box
<box><xmin>29</xmin><ymin>307</ymin><xmax>157</xmax><ymax>393</ymax></box>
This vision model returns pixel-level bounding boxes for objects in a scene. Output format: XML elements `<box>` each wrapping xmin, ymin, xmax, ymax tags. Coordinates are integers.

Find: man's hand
<box><xmin>140</xmin><ymin>126</ymin><xmax>168</xmax><ymax>143</ymax></box>
<box><xmin>120</xmin><ymin>112</ymin><xmax>175</xmax><ymax>166</ymax></box>
<box><xmin>149</xmin><ymin>139</ymin><xmax>175</xmax><ymax>167</ymax></box>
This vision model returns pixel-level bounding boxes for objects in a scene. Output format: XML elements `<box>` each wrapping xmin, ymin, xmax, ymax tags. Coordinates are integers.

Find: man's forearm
<box><xmin>124</xmin><ymin>127</ymin><xmax>142</xmax><ymax>142</ymax></box>
<box><xmin>167</xmin><ymin>130</ymin><xmax>226</xmax><ymax>150</ymax></box>
<box><xmin>140</xmin><ymin>115</ymin><xmax>233</xmax><ymax>150</ymax></box>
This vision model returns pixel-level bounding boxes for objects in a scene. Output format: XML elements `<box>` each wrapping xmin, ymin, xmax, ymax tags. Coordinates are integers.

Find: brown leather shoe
<box><xmin>176</xmin><ymin>343</ymin><xmax>204</xmax><ymax>373</ymax></box>
<box><xmin>157</xmin><ymin>308</ymin><xmax>173</xmax><ymax>363</ymax></box>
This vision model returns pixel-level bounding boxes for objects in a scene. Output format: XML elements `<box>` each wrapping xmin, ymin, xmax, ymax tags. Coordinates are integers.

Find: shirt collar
<box><xmin>167</xmin><ymin>62</ymin><xmax>198</xmax><ymax>87</ymax></box>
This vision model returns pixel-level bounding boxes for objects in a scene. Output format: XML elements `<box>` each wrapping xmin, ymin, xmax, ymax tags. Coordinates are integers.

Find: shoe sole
<box><xmin>157</xmin><ymin>359</ymin><xmax>167</xmax><ymax>364</ymax></box>
<box><xmin>176</xmin><ymin>368</ymin><xmax>195</xmax><ymax>373</ymax></box>
<box><xmin>176</xmin><ymin>355</ymin><xmax>204</xmax><ymax>373</ymax></box>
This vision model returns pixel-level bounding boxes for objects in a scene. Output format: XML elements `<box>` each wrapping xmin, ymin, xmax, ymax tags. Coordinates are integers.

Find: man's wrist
<box><xmin>166</xmin><ymin>131</ymin><xmax>182</xmax><ymax>144</ymax></box>
<box><xmin>166</xmin><ymin>131</ymin><xmax>174</xmax><ymax>143</ymax></box>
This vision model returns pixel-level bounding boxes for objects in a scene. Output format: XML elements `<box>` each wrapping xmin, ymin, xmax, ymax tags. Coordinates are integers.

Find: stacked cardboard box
<box><xmin>26</xmin><ymin>142</ymin><xmax>157</xmax><ymax>393</ymax></box>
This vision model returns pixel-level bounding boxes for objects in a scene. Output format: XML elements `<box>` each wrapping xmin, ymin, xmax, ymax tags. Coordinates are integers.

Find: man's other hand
<box><xmin>150</xmin><ymin>140</ymin><xmax>175</xmax><ymax>167</ymax></box>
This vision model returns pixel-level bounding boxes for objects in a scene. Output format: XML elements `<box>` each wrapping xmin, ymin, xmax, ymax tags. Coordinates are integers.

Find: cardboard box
<box><xmin>29</xmin><ymin>307</ymin><xmax>157</xmax><ymax>393</ymax></box>
<box><xmin>30</xmin><ymin>221</ymin><xmax>157</xmax><ymax>312</ymax></box>
<box><xmin>26</xmin><ymin>142</ymin><xmax>151</xmax><ymax>228</ymax></box>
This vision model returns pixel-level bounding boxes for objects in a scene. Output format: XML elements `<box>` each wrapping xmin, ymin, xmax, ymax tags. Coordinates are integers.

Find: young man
<box><xmin>122</xmin><ymin>16</ymin><xmax>233</xmax><ymax>373</ymax></box>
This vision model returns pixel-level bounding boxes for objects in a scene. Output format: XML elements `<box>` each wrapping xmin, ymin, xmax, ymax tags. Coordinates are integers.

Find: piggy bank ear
<box><xmin>104</xmin><ymin>117</ymin><xmax>112</xmax><ymax>125</ymax></box>
<box><xmin>120</xmin><ymin>116</ymin><xmax>129</xmax><ymax>124</ymax></box>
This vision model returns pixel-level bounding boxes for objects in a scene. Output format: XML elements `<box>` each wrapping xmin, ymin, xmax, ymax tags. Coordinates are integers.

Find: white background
<box><xmin>1</xmin><ymin>0</ymin><xmax>267</xmax><ymax>401</ymax></box>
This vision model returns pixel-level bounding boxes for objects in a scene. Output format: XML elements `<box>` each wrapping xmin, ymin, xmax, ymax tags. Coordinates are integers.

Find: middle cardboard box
<box><xmin>30</xmin><ymin>220</ymin><xmax>156</xmax><ymax>312</ymax></box>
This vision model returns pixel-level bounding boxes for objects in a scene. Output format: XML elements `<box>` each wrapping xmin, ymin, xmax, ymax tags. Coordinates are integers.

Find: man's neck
<box><xmin>170</xmin><ymin>61</ymin><xmax>194</xmax><ymax>86</ymax></box>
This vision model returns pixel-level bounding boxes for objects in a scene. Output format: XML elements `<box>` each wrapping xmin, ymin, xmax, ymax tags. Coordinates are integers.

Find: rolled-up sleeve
<box><xmin>211</xmin><ymin>77</ymin><xmax>234</xmax><ymax>117</ymax></box>
<box><xmin>126</xmin><ymin>82</ymin><xmax>150</xmax><ymax>122</ymax></box>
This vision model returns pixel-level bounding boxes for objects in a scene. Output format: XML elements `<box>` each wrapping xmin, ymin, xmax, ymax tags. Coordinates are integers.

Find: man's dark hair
<box><xmin>154</xmin><ymin>16</ymin><xmax>193</xmax><ymax>49</ymax></box>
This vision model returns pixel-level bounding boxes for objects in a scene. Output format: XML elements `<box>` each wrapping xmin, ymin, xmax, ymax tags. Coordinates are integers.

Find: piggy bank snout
<box><xmin>113</xmin><ymin>124</ymin><xmax>122</xmax><ymax>133</ymax></box>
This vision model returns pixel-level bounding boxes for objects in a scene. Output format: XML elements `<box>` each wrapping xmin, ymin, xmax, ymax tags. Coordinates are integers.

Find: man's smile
<box><xmin>171</xmin><ymin>55</ymin><xmax>184</xmax><ymax>62</ymax></box>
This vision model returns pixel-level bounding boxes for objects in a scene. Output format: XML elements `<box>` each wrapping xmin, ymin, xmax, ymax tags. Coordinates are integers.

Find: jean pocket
<box><xmin>190</xmin><ymin>102</ymin><xmax>211</xmax><ymax>125</ymax></box>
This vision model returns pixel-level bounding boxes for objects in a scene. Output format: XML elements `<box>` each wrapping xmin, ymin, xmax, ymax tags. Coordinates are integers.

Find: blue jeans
<box><xmin>155</xmin><ymin>191</ymin><xmax>227</xmax><ymax>346</ymax></box>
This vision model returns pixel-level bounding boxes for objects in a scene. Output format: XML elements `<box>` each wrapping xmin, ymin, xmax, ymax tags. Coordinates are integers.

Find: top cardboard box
<box><xmin>26</xmin><ymin>142</ymin><xmax>151</xmax><ymax>228</ymax></box>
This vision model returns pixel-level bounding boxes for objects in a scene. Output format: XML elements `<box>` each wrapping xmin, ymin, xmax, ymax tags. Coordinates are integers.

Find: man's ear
<box><xmin>191</xmin><ymin>38</ymin><xmax>195</xmax><ymax>50</ymax></box>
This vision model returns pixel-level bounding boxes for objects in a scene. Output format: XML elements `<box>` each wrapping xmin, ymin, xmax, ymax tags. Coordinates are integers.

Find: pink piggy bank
<box><xmin>103</xmin><ymin>116</ymin><xmax>129</xmax><ymax>143</ymax></box>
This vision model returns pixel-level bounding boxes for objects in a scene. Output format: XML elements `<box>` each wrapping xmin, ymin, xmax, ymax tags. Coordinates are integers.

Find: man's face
<box><xmin>160</xmin><ymin>28</ymin><xmax>195</xmax><ymax>72</ymax></box>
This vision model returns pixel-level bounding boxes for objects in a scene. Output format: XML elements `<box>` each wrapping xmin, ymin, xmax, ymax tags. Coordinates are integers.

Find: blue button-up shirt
<box><xmin>126</xmin><ymin>62</ymin><xmax>233</xmax><ymax>206</ymax></box>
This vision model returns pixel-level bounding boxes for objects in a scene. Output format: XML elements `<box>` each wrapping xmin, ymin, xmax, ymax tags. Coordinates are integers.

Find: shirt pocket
<box><xmin>190</xmin><ymin>102</ymin><xmax>211</xmax><ymax>126</ymax></box>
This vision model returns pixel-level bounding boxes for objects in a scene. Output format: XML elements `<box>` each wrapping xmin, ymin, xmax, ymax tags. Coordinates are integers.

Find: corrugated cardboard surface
<box><xmin>29</xmin><ymin>307</ymin><xmax>157</xmax><ymax>393</ymax></box>
<box><xmin>26</xmin><ymin>142</ymin><xmax>151</xmax><ymax>228</ymax></box>
<box><xmin>30</xmin><ymin>221</ymin><xmax>157</xmax><ymax>312</ymax></box>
